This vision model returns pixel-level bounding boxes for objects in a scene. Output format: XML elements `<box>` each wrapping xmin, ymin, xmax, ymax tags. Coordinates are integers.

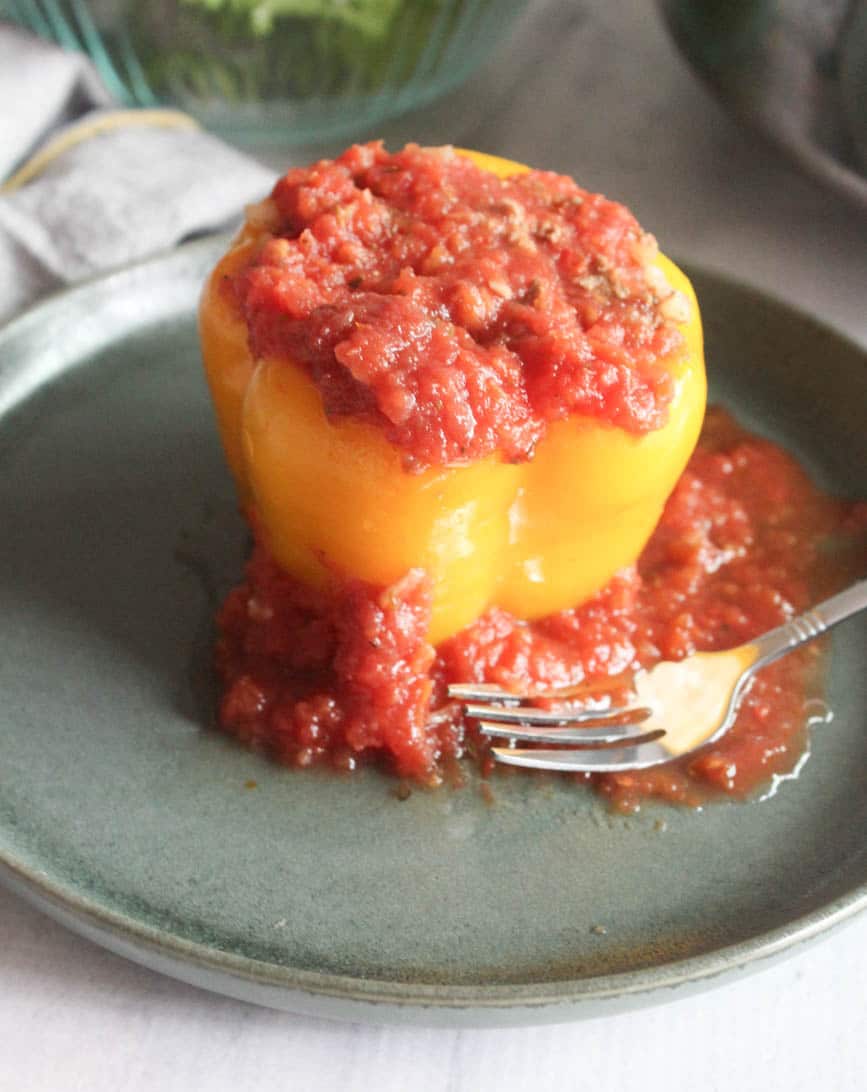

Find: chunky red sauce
<box><xmin>231</xmin><ymin>144</ymin><xmax>682</xmax><ymax>471</ymax></box>
<box><xmin>216</xmin><ymin>409</ymin><xmax>866</xmax><ymax>810</ymax></box>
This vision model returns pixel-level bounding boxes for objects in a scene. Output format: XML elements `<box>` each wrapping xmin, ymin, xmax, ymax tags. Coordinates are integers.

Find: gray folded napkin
<box><xmin>0</xmin><ymin>25</ymin><xmax>275</xmax><ymax>324</ymax></box>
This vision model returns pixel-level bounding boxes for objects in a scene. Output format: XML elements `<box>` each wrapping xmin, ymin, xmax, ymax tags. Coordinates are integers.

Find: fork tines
<box><xmin>447</xmin><ymin>680</ymin><xmax>660</xmax><ymax>749</ymax></box>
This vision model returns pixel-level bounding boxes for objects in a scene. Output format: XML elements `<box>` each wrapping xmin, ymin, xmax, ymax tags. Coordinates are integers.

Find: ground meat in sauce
<box><xmin>215</xmin><ymin>408</ymin><xmax>867</xmax><ymax>811</ymax></box>
<box><xmin>230</xmin><ymin>143</ymin><xmax>682</xmax><ymax>472</ymax></box>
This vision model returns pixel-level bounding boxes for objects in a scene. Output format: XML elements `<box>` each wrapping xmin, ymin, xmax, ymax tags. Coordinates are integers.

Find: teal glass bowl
<box><xmin>2</xmin><ymin>0</ymin><xmax>529</xmax><ymax>145</ymax></box>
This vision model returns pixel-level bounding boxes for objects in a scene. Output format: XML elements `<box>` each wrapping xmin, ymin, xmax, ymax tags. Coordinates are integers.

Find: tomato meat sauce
<box><xmin>216</xmin><ymin>409</ymin><xmax>866</xmax><ymax>810</ymax></box>
<box><xmin>230</xmin><ymin>143</ymin><xmax>681</xmax><ymax>471</ymax></box>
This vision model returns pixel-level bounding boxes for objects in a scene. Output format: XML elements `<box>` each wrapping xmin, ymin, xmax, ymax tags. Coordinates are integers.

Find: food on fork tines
<box><xmin>199</xmin><ymin>143</ymin><xmax>866</xmax><ymax>809</ymax></box>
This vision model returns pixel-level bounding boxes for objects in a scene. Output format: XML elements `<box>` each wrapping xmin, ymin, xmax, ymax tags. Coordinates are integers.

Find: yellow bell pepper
<box><xmin>199</xmin><ymin>151</ymin><xmax>706</xmax><ymax>645</ymax></box>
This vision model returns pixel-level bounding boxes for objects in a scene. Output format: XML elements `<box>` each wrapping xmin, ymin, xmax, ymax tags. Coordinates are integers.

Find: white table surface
<box><xmin>2</xmin><ymin>2</ymin><xmax>866</xmax><ymax>1089</ymax></box>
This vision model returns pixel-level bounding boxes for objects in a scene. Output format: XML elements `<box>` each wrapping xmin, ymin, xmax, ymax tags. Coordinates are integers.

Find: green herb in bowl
<box><xmin>2</xmin><ymin>0</ymin><xmax>528</xmax><ymax>143</ymax></box>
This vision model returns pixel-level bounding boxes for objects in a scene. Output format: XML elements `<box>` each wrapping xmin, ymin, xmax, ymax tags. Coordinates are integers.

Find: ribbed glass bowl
<box><xmin>2</xmin><ymin>0</ymin><xmax>529</xmax><ymax>145</ymax></box>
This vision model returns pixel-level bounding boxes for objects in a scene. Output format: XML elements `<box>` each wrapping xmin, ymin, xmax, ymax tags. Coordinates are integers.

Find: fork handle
<box><xmin>751</xmin><ymin>579</ymin><xmax>867</xmax><ymax>669</ymax></box>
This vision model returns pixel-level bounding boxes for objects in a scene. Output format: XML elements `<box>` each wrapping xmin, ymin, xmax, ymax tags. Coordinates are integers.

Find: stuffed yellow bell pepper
<box><xmin>200</xmin><ymin>147</ymin><xmax>706</xmax><ymax>645</ymax></box>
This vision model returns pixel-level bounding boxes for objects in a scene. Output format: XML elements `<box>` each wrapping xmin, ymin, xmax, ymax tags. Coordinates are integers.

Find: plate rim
<box><xmin>1</xmin><ymin>237</ymin><xmax>865</xmax><ymax>1021</ymax></box>
<box><xmin>1</xmin><ymin>842</ymin><xmax>865</xmax><ymax>1018</ymax></box>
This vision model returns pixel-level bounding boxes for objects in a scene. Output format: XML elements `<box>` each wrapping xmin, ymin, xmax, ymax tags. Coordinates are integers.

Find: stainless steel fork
<box><xmin>448</xmin><ymin>579</ymin><xmax>867</xmax><ymax>773</ymax></box>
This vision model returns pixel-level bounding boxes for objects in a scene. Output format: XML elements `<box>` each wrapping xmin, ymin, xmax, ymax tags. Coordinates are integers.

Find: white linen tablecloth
<box><xmin>1</xmin><ymin>2</ymin><xmax>866</xmax><ymax>1089</ymax></box>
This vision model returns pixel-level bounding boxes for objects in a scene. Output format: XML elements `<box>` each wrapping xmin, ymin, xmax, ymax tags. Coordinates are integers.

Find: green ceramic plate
<box><xmin>0</xmin><ymin>239</ymin><xmax>865</xmax><ymax>1026</ymax></box>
